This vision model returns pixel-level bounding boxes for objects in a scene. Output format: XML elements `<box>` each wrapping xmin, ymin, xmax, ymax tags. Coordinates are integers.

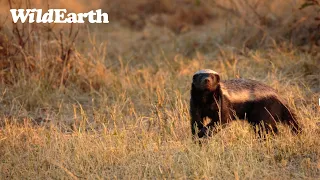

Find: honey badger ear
<box><xmin>212</xmin><ymin>74</ymin><xmax>220</xmax><ymax>84</ymax></box>
<box><xmin>192</xmin><ymin>74</ymin><xmax>199</xmax><ymax>83</ymax></box>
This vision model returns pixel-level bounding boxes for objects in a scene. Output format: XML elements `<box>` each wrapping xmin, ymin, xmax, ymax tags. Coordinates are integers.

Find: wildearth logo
<box><xmin>10</xmin><ymin>9</ymin><xmax>109</xmax><ymax>23</ymax></box>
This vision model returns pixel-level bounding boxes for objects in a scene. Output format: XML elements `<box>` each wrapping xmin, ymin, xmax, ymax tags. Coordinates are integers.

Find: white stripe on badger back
<box><xmin>194</xmin><ymin>69</ymin><xmax>219</xmax><ymax>75</ymax></box>
<box><xmin>220</xmin><ymin>83</ymin><xmax>277</xmax><ymax>103</ymax></box>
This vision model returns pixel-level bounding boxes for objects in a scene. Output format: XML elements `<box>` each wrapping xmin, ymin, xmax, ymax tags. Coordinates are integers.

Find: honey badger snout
<box><xmin>202</xmin><ymin>77</ymin><xmax>213</xmax><ymax>87</ymax></box>
<box><xmin>201</xmin><ymin>77</ymin><xmax>215</xmax><ymax>90</ymax></box>
<box><xmin>203</xmin><ymin>77</ymin><xmax>211</xmax><ymax>84</ymax></box>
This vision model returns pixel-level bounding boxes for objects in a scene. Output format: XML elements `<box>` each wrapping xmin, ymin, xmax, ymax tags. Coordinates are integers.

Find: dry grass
<box><xmin>0</xmin><ymin>0</ymin><xmax>320</xmax><ymax>179</ymax></box>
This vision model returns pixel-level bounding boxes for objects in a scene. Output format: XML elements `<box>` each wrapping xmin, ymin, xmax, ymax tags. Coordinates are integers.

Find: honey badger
<box><xmin>190</xmin><ymin>69</ymin><xmax>300</xmax><ymax>138</ymax></box>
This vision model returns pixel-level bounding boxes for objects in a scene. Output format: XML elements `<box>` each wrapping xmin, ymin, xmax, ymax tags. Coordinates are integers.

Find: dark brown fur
<box><xmin>190</xmin><ymin>71</ymin><xmax>301</xmax><ymax>139</ymax></box>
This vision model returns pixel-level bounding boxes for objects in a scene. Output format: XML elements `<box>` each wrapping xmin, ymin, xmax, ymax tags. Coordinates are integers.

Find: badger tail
<box><xmin>282</xmin><ymin>105</ymin><xmax>301</xmax><ymax>134</ymax></box>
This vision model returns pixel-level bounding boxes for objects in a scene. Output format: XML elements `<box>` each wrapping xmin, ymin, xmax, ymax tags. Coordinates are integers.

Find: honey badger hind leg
<box><xmin>248</xmin><ymin>97</ymin><xmax>301</xmax><ymax>137</ymax></box>
<box><xmin>247</xmin><ymin>99</ymin><xmax>281</xmax><ymax>137</ymax></box>
<box><xmin>248</xmin><ymin>111</ymin><xmax>279</xmax><ymax>138</ymax></box>
<box><xmin>280</xmin><ymin>103</ymin><xmax>301</xmax><ymax>134</ymax></box>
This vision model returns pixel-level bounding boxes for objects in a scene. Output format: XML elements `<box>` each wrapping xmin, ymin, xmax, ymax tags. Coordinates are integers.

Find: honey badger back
<box><xmin>190</xmin><ymin>69</ymin><xmax>300</xmax><ymax>138</ymax></box>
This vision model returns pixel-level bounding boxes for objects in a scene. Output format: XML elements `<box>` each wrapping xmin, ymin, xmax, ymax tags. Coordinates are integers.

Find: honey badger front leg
<box><xmin>197</xmin><ymin>100</ymin><xmax>231</xmax><ymax>138</ymax></box>
<box><xmin>190</xmin><ymin>100</ymin><xmax>204</xmax><ymax>139</ymax></box>
<box><xmin>197</xmin><ymin>112</ymin><xmax>222</xmax><ymax>138</ymax></box>
<box><xmin>191</xmin><ymin>99</ymin><xmax>222</xmax><ymax>139</ymax></box>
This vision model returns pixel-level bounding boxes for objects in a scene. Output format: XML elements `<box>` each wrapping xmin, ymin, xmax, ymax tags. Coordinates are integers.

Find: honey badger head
<box><xmin>192</xmin><ymin>69</ymin><xmax>220</xmax><ymax>91</ymax></box>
